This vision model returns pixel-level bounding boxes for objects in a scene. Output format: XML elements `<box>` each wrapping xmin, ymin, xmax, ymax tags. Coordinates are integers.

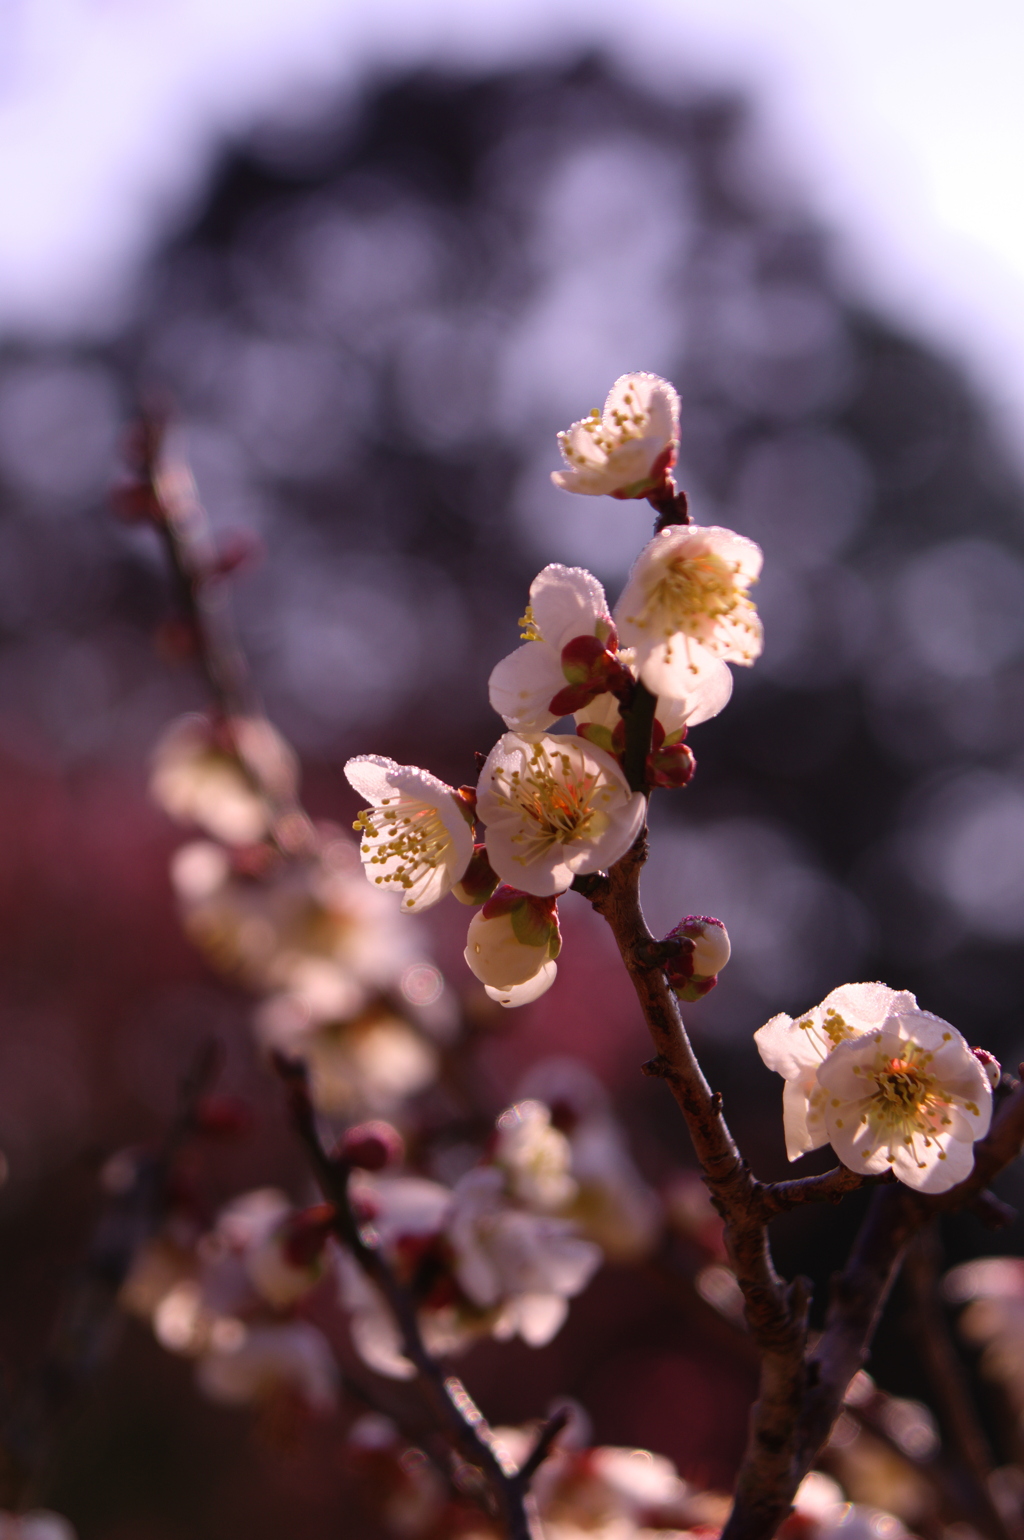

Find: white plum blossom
<box><xmin>170</xmin><ymin>831</ymin><xmax>420</xmax><ymax>1012</ymax></box>
<box><xmin>195</xmin><ymin>1320</ymin><xmax>338</xmax><ymax>1411</ymax></box>
<box><xmin>551</xmin><ymin>373</ymin><xmax>680</xmax><ymax>499</ymax></box>
<box><xmin>615</xmin><ymin>524</ymin><xmax>763</xmax><ymax>699</ymax></box>
<box><xmin>150</xmin><ymin>712</ymin><xmax>298</xmax><ymax>845</ymax></box>
<box><xmin>492</xmin><ymin>1100</ymin><xmax>577</xmax><ymax>1211</ymax></box>
<box><xmin>488</xmin><ymin>565</ymin><xmax>620</xmax><ymax>733</ymax></box>
<box><xmin>254</xmin><ymin>994</ymin><xmax>438</xmax><ymax>1117</ymax></box>
<box><xmin>464</xmin><ymin>889</ymin><xmax>561</xmax><ymax>1008</ymax></box>
<box><xmin>345</xmin><ymin>755</ymin><xmax>475</xmax><ymax>912</ymax></box>
<box><xmin>517</xmin><ymin>1059</ymin><xmax>663</xmax><ymax>1262</ymax></box>
<box><xmin>574</xmin><ymin>642</ymin><xmax>733</xmax><ymax>742</ymax></box>
<box><xmin>447</xmin><ymin>1166</ymin><xmax>601</xmax><ymax>1347</ymax></box>
<box><xmin>477</xmin><ymin>733</ymin><xmax>646</xmax><ymax>896</ymax></box>
<box><xmin>756</xmin><ymin>983</ymin><xmax>993</xmax><ymax>1192</ymax></box>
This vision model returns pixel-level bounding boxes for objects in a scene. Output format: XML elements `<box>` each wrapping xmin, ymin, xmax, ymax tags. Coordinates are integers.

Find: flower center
<box><xmin>846</xmin><ymin>1042</ymin><xmax>957</xmax><ymax>1169</ymax></box>
<box><xmin>645</xmin><ymin>552</ymin><xmax>749</xmax><ymax>641</ymax></box>
<box><xmin>355</xmin><ymin>796</ymin><xmax>451</xmax><ymax>896</ymax></box>
<box><xmin>558</xmin><ymin>395</ymin><xmax>651</xmax><ymax>464</ymax></box>
<box><xmin>490</xmin><ymin>744</ymin><xmax>613</xmax><ymax>863</ymax></box>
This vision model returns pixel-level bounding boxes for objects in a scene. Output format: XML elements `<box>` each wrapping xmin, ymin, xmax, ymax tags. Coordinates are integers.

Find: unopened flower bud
<box><xmin>338</xmin><ymin>1121</ymin><xmax>405</xmax><ymax>1172</ymax></box>
<box><xmin>464</xmin><ymin>888</ymin><xmax>561</xmax><ymax>1007</ymax></box>
<box><xmin>193</xmin><ymin>1095</ymin><xmax>255</xmax><ymax>1139</ymax></box>
<box><xmin>972</xmin><ymin>1047</ymin><xmax>1002</xmax><ymax>1089</ymax></box>
<box><xmin>663</xmin><ymin>916</ymin><xmax>730</xmax><ymax>1002</ymax></box>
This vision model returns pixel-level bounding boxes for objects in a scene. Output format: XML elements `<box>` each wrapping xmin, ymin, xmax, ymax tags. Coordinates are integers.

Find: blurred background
<box><xmin>4</xmin><ymin>2</ymin><xmax>1024</xmax><ymax>1536</ymax></box>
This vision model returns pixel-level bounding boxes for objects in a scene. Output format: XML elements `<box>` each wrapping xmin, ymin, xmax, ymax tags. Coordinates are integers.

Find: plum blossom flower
<box><xmin>254</xmin><ymin>995</ymin><xmax>438</xmax><ymax>1117</ymax></box>
<box><xmin>345</xmin><ymin>755</ymin><xmax>475</xmax><ymax>912</ymax></box>
<box><xmin>615</xmin><ymin>524</ymin><xmax>763</xmax><ymax>699</ymax></box>
<box><xmin>488</xmin><ymin>565</ymin><xmax>627</xmax><ymax>733</ymax></box>
<box><xmin>477</xmin><ymin>733</ymin><xmax>646</xmax><ymax>896</ymax></box>
<box><xmin>492</xmin><ymin>1100</ymin><xmax>577</xmax><ymax>1211</ymax></box>
<box><xmin>574</xmin><ymin>642</ymin><xmax>733</xmax><ymax>747</ymax></box>
<box><xmin>447</xmin><ymin>1166</ymin><xmax>601</xmax><ymax>1347</ymax></box>
<box><xmin>755</xmin><ymin>983</ymin><xmax>918</xmax><ymax>1161</ymax></box>
<box><xmin>756</xmin><ymin>983</ymin><xmax>993</xmax><ymax>1192</ymax></box>
<box><xmin>464</xmin><ymin>888</ymin><xmax>561</xmax><ymax>1008</ymax></box>
<box><xmin>551</xmin><ymin>373</ymin><xmax>679</xmax><ymax>499</ymax></box>
<box><xmin>517</xmin><ymin>1060</ymin><xmax>663</xmax><ymax>1262</ymax></box>
<box><xmin>170</xmin><ymin>831</ymin><xmax>420</xmax><ymax>1010</ymax></box>
<box><xmin>150</xmin><ymin>712</ymin><xmax>299</xmax><ymax>846</ymax></box>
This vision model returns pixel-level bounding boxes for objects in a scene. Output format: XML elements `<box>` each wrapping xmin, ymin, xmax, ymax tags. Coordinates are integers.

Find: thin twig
<box><xmin>756</xmin><ymin>1166</ymin><xmax>886</xmax><ymax>1218</ymax></box>
<box><xmin>273</xmin><ymin>1054</ymin><xmax>538</xmax><ymax>1540</ymax></box>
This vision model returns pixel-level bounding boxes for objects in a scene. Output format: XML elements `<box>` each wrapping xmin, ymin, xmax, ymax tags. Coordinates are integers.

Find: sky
<box><xmin>3</xmin><ymin>0</ymin><xmax>1024</xmax><ymax>451</ymax></box>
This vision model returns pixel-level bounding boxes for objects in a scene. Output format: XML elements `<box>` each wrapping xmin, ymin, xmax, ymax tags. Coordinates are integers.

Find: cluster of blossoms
<box><xmin>346</xmin><ymin>374</ymin><xmax>759</xmax><ymax>1005</ymax></box>
<box><xmin>339</xmin><ymin>1088</ymin><xmax>658</xmax><ymax>1376</ymax></box>
<box><xmin>120</xmin><ymin>1080</ymin><xmax>662</xmax><ymax>1408</ymax></box>
<box><xmin>120</xmin><ymin>1182</ymin><xmax>339</xmax><ymax>1413</ymax></box>
<box><xmin>153</xmin><ymin>713</ymin><xmax>449</xmax><ymax>1117</ymax></box>
<box><xmin>755</xmin><ymin>982</ymin><xmax>996</xmax><ymax>1194</ymax></box>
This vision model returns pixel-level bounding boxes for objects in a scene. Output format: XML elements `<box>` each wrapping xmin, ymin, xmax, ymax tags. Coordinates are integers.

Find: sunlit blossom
<box><xmin>615</xmin><ymin>524</ymin><xmax>763</xmax><ymax>699</ymax></box>
<box><xmin>488</xmin><ymin>564</ymin><xmax>623</xmax><ymax>733</ymax></box>
<box><xmin>464</xmin><ymin>888</ymin><xmax>561</xmax><ymax>1007</ymax></box>
<box><xmin>477</xmin><ymin>733</ymin><xmax>646</xmax><ymax>896</ymax></box>
<box><xmin>756</xmin><ymin>983</ymin><xmax>992</xmax><ymax>1191</ymax></box>
<box><xmin>345</xmin><ymin>755</ymin><xmax>475</xmax><ymax>912</ymax></box>
<box><xmin>551</xmin><ymin>373</ymin><xmax>679</xmax><ymax>499</ymax></box>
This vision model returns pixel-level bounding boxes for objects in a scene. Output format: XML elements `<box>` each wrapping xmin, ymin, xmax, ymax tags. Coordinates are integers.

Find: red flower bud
<box><xmin>338</xmin><ymin>1121</ymin><xmax>405</xmax><ymax>1172</ymax></box>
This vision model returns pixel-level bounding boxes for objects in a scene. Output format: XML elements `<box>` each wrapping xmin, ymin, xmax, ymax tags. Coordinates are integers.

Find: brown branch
<box><xmin>583</xmin><ymin>829</ymin><xmax>808</xmax><ymax>1540</ymax></box>
<box><xmin>755</xmin><ymin>1166</ymin><xmax>886</xmax><ymax>1218</ymax></box>
<box><xmin>273</xmin><ymin>1054</ymin><xmax>538</xmax><ymax>1540</ymax></box>
<box><xmin>587</xmin><ymin>830</ymin><xmax>1024</xmax><ymax>1540</ymax></box>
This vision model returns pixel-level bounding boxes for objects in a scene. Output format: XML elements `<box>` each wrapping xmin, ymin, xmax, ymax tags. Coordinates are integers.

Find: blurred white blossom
<box><xmin>150</xmin><ymin>712</ymin><xmax>298</xmax><ymax>845</ymax></box>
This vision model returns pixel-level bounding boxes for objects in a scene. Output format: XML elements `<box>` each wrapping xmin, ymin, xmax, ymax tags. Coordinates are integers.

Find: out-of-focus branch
<box><xmin>903</xmin><ymin>1227</ymin><xmax>1021</xmax><ymax>1540</ymax></box>
<box><xmin>119</xmin><ymin>412</ymin><xmax>312</xmax><ymax>855</ymax></box>
<box><xmin>0</xmin><ymin>1041</ymin><xmax>222</xmax><ymax>1510</ymax></box>
<box><xmin>274</xmin><ymin>1054</ymin><xmax>550</xmax><ymax>1540</ymax></box>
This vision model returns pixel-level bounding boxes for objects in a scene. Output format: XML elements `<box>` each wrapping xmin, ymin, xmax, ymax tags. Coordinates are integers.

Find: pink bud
<box><xmin>338</xmin><ymin>1121</ymin><xmax>405</xmax><ymax>1172</ymax></box>
<box><xmin>972</xmin><ymin>1047</ymin><xmax>1002</xmax><ymax>1089</ymax></box>
<box><xmin>663</xmin><ymin>915</ymin><xmax>730</xmax><ymax>1002</ymax></box>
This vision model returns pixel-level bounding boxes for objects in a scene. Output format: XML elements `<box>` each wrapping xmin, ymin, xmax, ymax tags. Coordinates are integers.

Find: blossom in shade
<box><xmin>464</xmin><ymin>887</ymin><xmax>561</xmax><ymax>1007</ymax></box>
<box><xmin>477</xmin><ymin>733</ymin><xmax>646</xmax><ymax>896</ymax></box>
<box><xmin>446</xmin><ymin>1166</ymin><xmax>601</xmax><ymax>1346</ymax></box>
<box><xmin>488</xmin><ymin>565</ymin><xmax>628</xmax><ymax>733</ymax></box>
<box><xmin>345</xmin><ymin>755</ymin><xmax>475</xmax><ymax>912</ymax></box>
<box><xmin>150</xmin><ymin>713</ymin><xmax>298</xmax><ymax>845</ymax></box>
<box><xmin>615</xmin><ymin>524</ymin><xmax>763</xmax><ymax>699</ymax></box>
<box><xmin>756</xmin><ymin>983</ymin><xmax>992</xmax><ymax>1192</ymax></box>
<box><xmin>551</xmin><ymin>373</ymin><xmax>680</xmax><ymax>499</ymax></box>
<box><xmin>492</xmin><ymin>1100</ymin><xmax>577</xmax><ymax>1211</ymax></box>
<box><xmin>196</xmin><ymin>1320</ymin><xmax>338</xmax><ymax>1411</ymax></box>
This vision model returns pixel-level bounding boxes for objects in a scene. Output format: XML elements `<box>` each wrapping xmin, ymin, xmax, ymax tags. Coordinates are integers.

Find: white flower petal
<box><xmin>488</xmin><ymin>642</ymin><xmax>564</xmax><ymax>733</ymax></box>
<box><xmin>478</xmin><ymin>732</ymin><xmax>646</xmax><ymax>897</ymax></box>
<box><xmin>529</xmin><ymin>564</ymin><xmax>611</xmax><ymax>652</ymax></box>
<box><xmin>345</xmin><ymin>755</ymin><xmax>474</xmax><ymax>913</ymax></box>
<box><xmin>484</xmin><ymin>961</ymin><xmax>558</xmax><ymax>1008</ymax></box>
